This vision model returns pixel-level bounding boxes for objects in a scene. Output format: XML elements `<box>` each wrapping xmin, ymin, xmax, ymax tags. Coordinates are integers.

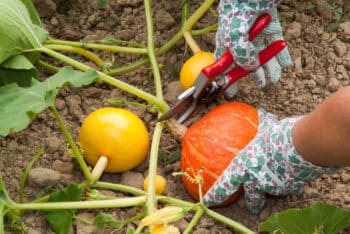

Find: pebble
<box><xmin>45</xmin><ymin>136</ymin><xmax>62</xmax><ymax>152</ymax></box>
<box><xmin>333</xmin><ymin>39</ymin><xmax>347</xmax><ymax>57</ymax></box>
<box><xmin>303</xmin><ymin>185</ymin><xmax>320</xmax><ymax>198</ymax></box>
<box><xmin>341</xmin><ymin>172</ymin><xmax>350</xmax><ymax>183</ymax></box>
<box><xmin>120</xmin><ymin>171</ymin><xmax>144</xmax><ymax>189</ymax></box>
<box><xmin>163</xmin><ymin>81</ymin><xmax>182</xmax><ymax>103</ymax></box>
<box><xmin>52</xmin><ymin>160</ymin><xmax>74</xmax><ymax>174</ymax></box>
<box><xmin>154</xmin><ymin>10</ymin><xmax>175</xmax><ymax>31</ymax></box>
<box><xmin>285</xmin><ymin>22</ymin><xmax>302</xmax><ymax>40</ymax></box>
<box><xmin>328</xmin><ymin>77</ymin><xmax>340</xmax><ymax>92</ymax></box>
<box><xmin>28</xmin><ymin>167</ymin><xmax>61</xmax><ymax>187</ymax></box>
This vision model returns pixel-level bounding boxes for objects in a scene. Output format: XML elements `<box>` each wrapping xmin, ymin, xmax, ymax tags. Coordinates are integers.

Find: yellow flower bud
<box><xmin>140</xmin><ymin>206</ymin><xmax>186</xmax><ymax>227</ymax></box>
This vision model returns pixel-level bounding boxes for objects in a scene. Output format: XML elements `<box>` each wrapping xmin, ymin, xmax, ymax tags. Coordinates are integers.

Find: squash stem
<box><xmin>183</xmin><ymin>207</ymin><xmax>205</xmax><ymax>234</ymax></box>
<box><xmin>38</xmin><ymin>47</ymin><xmax>169</xmax><ymax>113</ymax></box>
<box><xmin>49</xmin><ymin>106</ymin><xmax>93</xmax><ymax>182</ymax></box>
<box><xmin>12</xmin><ymin>196</ymin><xmax>146</xmax><ymax>211</ymax></box>
<box><xmin>91</xmin><ymin>156</ymin><xmax>108</xmax><ymax>182</ymax></box>
<box><xmin>44</xmin><ymin>38</ymin><xmax>148</xmax><ymax>54</ymax></box>
<box><xmin>144</xmin><ymin>0</ymin><xmax>166</xmax><ymax>215</ymax></box>
<box><xmin>44</xmin><ymin>44</ymin><xmax>104</xmax><ymax>69</ymax></box>
<box><xmin>181</xmin><ymin>0</ymin><xmax>215</xmax><ymax>54</ymax></box>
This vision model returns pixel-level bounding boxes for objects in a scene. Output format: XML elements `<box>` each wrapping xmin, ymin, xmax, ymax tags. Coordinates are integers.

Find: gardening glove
<box><xmin>203</xmin><ymin>109</ymin><xmax>338</xmax><ymax>214</ymax></box>
<box><xmin>215</xmin><ymin>0</ymin><xmax>292</xmax><ymax>97</ymax></box>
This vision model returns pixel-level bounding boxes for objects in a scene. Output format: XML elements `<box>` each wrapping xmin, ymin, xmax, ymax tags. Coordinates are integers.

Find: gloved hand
<box><xmin>215</xmin><ymin>1</ymin><xmax>292</xmax><ymax>97</ymax></box>
<box><xmin>203</xmin><ymin>109</ymin><xmax>338</xmax><ymax>214</ymax></box>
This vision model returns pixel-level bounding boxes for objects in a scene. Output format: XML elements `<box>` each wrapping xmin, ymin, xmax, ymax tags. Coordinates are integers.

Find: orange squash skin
<box><xmin>180</xmin><ymin>102</ymin><xmax>259</xmax><ymax>205</ymax></box>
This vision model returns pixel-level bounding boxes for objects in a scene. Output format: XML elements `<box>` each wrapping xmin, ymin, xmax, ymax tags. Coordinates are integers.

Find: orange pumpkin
<box><xmin>180</xmin><ymin>102</ymin><xmax>259</xmax><ymax>206</ymax></box>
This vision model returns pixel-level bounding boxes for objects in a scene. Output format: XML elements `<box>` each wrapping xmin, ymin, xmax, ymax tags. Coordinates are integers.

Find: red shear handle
<box><xmin>201</xmin><ymin>13</ymin><xmax>272</xmax><ymax>79</ymax></box>
<box><xmin>224</xmin><ymin>40</ymin><xmax>286</xmax><ymax>88</ymax></box>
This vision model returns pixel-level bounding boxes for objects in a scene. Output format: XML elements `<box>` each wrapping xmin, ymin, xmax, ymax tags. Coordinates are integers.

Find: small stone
<box><xmin>285</xmin><ymin>22</ymin><xmax>302</xmax><ymax>40</ymax></box>
<box><xmin>333</xmin><ymin>39</ymin><xmax>347</xmax><ymax>57</ymax></box>
<box><xmin>328</xmin><ymin>77</ymin><xmax>340</xmax><ymax>92</ymax></box>
<box><xmin>341</xmin><ymin>172</ymin><xmax>350</xmax><ymax>183</ymax></box>
<box><xmin>120</xmin><ymin>171</ymin><xmax>144</xmax><ymax>189</ymax></box>
<box><xmin>50</xmin><ymin>17</ymin><xmax>58</xmax><ymax>26</ymax></box>
<box><xmin>45</xmin><ymin>136</ymin><xmax>62</xmax><ymax>152</ymax></box>
<box><xmin>28</xmin><ymin>168</ymin><xmax>60</xmax><ymax>187</ymax></box>
<box><xmin>294</xmin><ymin>57</ymin><xmax>303</xmax><ymax>73</ymax></box>
<box><xmin>154</xmin><ymin>10</ymin><xmax>175</xmax><ymax>31</ymax></box>
<box><xmin>117</xmin><ymin>0</ymin><xmax>142</xmax><ymax>7</ymax></box>
<box><xmin>339</xmin><ymin>22</ymin><xmax>350</xmax><ymax>34</ymax></box>
<box><xmin>52</xmin><ymin>160</ymin><xmax>73</xmax><ymax>174</ymax></box>
<box><xmin>303</xmin><ymin>185</ymin><xmax>320</xmax><ymax>198</ymax></box>
<box><xmin>164</xmin><ymin>81</ymin><xmax>182</xmax><ymax>103</ymax></box>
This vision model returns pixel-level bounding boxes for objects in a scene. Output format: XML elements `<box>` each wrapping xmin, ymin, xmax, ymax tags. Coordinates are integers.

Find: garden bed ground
<box><xmin>1</xmin><ymin>0</ymin><xmax>350</xmax><ymax>233</ymax></box>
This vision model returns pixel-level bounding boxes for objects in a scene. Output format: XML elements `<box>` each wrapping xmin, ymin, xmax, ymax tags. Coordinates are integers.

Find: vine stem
<box><xmin>44</xmin><ymin>44</ymin><xmax>104</xmax><ymax>68</ymax></box>
<box><xmin>11</xmin><ymin>196</ymin><xmax>146</xmax><ymax>211</ymax></box>
<box><xmin>90</xmin><ymin>156</ymin><xmax>108</xmax><ymax>182</ymax></box>
<box><xmin>182</xmin><ymin>0</ymin><xmax>215</xmax><ymax>54</ymax></box>
<box><xmin>38</xmin><ymin>47</ymin><xmax>169</xmax><ymax>112</ymax></box>
<box><xmin>49</xmin><ymin>106</ymin><xmax>93</xmax><ymax>182</ymax></box>
<box><xmin>183</xmin><ymin>207</ymin><xmax>204</xmax><ymax>234</ymax></box>
<box><xmin>44</xmin><ymin>38</ymin><xmax>147</xmax><ymax>54</ymax></box>
<box><xmin>144</xmin><ymin>0</ymin><xmax>165</xmax><ymax>215</ymax></box>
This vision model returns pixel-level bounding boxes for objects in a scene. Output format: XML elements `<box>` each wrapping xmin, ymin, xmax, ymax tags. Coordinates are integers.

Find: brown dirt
<box><xmin>1</xmin><ymin>0</ymin><xmax>350</xmax><ymax>233</ymax></box>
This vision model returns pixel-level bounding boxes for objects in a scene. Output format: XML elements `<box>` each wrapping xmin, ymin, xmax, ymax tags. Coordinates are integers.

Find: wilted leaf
<box><xmin>259</xmin><ymin>202</ymin><xmax>350</xmax><ymax>234</ymax></box>
<box><xmin>0</xmin><ymin>66</ymin><xmax>99</xmax><ymax>136</ymax></box>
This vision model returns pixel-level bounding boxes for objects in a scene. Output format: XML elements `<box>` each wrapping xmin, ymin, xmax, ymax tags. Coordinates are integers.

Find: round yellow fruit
<box><xmin>180</xmin><ymin>51</ymin><xmax>214</xmax><ymax>90</ymax></box>
<box><xmin>143</xmin><ymin>175</ymin><xmax>167</xmax><ymax>195</ymax></box>
<box><xmin>78</xmin><ymin>107</ymin><xmax>150</xmax><ymax>173</ymax></box>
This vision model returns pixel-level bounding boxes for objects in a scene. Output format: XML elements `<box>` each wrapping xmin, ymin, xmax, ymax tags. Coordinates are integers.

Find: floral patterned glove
<box><xmin>203</xmin><ymin>109</ymin><xmax>338</xmax><ymax>214</ymax></box>
<box><xmin>216</xmin><ymin>0</ymin><xmax>292</xmax><ymax>96</ymax></box>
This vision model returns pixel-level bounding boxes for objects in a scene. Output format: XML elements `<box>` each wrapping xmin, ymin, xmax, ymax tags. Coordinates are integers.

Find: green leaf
<box><xmin>0</xmin><ymin>55</ymin><xmax>38</xmax><ymax>87</ymax></box>
<box><xmin>259</xmin><ymin>202</ymin><xmax>350</xmax><ymax>234</ymax></box>
<box><xmin>0</xmin><ymin>66</ymin><xmax>99</xmax><ymax>136</ymax></box>
<box><xmin>19</xmin><ymin>0</ymin><xmax>44</xmax><ymax>27</ymax></box>
<box><xmin>44</xmin><ymin>184</ymin><xmax>83</xmax><ymax>234</ymax></box>
<box><xmin>93</xmin><ymin>213</ymin><xmax>124</xmax><ymax>229</ymax></box>
<box><xmin>0</xmin><ymin>0</ymin><xmax>48</xmax><ymax>63</ymax></box>
<box><xmin>44</xmin><ymin>210</ymin><xmax>74</xmax><ymax>234</ymax></box>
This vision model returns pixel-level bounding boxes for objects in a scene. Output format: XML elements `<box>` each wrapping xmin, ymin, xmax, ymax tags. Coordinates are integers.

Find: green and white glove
<box><xmin>203</xmin><ymin>109</ymin><xmax>338</xmax><ymax>214</ymax></box>
<box><xmin>215</xmin><ymin>0</ymin><xmax>292</xmax><ymax>96</ymax></box>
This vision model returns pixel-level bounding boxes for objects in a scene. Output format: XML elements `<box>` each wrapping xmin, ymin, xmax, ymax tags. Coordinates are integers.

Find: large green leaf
<box><xmin>0</xmin><ymin>67</ymin><xmax>100</xmax><ymax>136</ymax></box>
<box><xmin>0</xmin><ymin>0</ymin><xmax>48</xmax><ymax>64</ymax></box>
<box><xmin>19</xmin><ymin>0</ymin><xmax>44</xmax><ymax>28</ymax></box>
<box><xmin>0</xmin><ymin>54</ymin><xmax>38</xmax><ymax>87</ymax></box>
<box><xmin>259</xmin><ymin>202</ymin><xmax>350</xmax><ymax>234</ymax></box>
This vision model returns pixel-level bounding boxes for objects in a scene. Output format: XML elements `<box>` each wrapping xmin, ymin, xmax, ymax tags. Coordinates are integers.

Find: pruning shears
<box><xmin>158</xmin><ymin>13</ymin><xmax>287</xmax><ymax>123</ymax></box>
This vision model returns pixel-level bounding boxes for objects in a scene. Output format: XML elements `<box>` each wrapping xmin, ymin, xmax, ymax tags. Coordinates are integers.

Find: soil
<box><xmin>1</xmin><ymin>0</ymin><xmax>350</xmax><ymax>233</ymax></box>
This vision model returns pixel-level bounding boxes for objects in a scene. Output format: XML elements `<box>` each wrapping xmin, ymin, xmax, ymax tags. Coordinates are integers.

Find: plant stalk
<box><xmin>12</xmin><ymin>196</ymin><xmax>146</xmax><ymax>211</ymax></box>
<box><xmin>90</xmin><ymin>156</ymin><xmax>108</xmax><ymax>182</ymax></box>
<box><xmin>44</xmin><ymin>39</ymin><xmax>147</xmax><ymax>54</ymax></box>
<box><xmin>183</xmin><ymin>207</ymin><xmax>205</xmax><ymax>234</ymax></box>
<box><xmin>44</xmin><ymin>44</ymin><xmax>104</xmax><ymax>68</ymax></box>
<box><xmin>39</xmin><ymin>47</ymin><xmax>169</xmax><ymax>112</ymax></box>
<box><xmin>181</xmin><ymin>0</ymin><xmax>215</xmax><ymax>53</ymax></box>
<box><xmin>49</xmin><ymin>106</ymin><xmax>93</xmax><ymax>182</ymax></box>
